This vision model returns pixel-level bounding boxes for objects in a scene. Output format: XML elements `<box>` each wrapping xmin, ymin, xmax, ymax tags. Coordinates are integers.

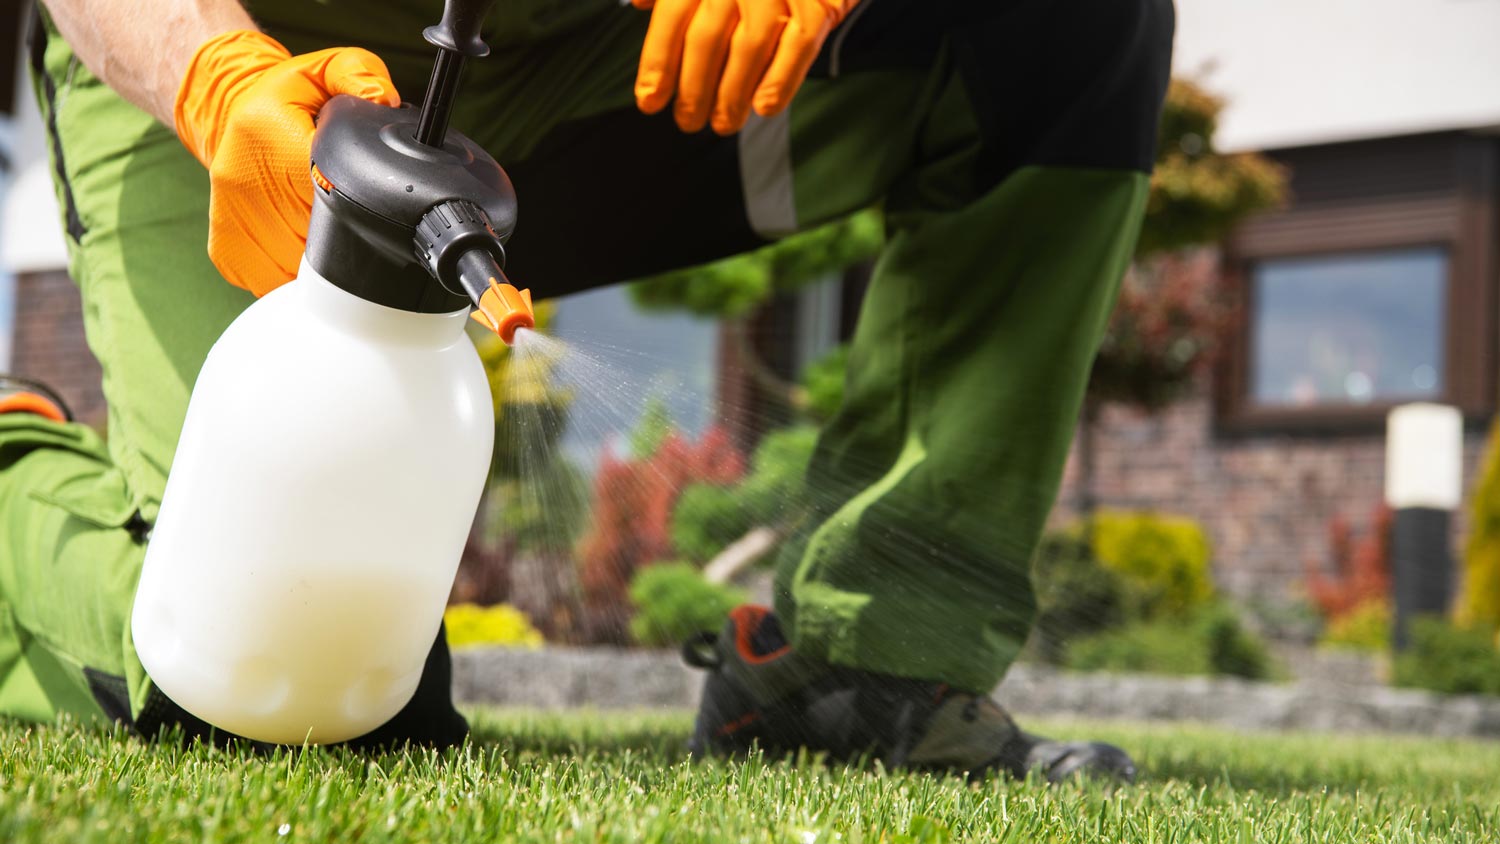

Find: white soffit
<box><xmin>4</xmin><ymin>33</ymin><xmax>67</xmax><ymax>275</ymax></box>
<box><xmin>1</xmin><ymin>160</ymin><xmax>67</xmax><ymax>274</ymax></box>
<box><xmin>1173</xmin><ymin>0</ymin><xmax>1500</xmax><ymax>152</ymax></box>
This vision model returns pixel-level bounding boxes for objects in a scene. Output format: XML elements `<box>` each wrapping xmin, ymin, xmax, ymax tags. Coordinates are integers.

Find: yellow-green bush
<box><xmin>443</xmin><ymin>603</ymin><xmax>545</xmax><ymax>650</ymax></box>
<box><xmin>1460</xmin><ymin>419</ymin><xmax>1500</xmax><ymax>629</ymax></box>
<box><xmin>1319</xmin><ymin>598</ymin><xmax>1391</xmax><ymax>652</ymax></box>
<box><xmin>1091</xmin><ymin>510</ymin><xmax>1216</xmax><ymax>618</ymax></box>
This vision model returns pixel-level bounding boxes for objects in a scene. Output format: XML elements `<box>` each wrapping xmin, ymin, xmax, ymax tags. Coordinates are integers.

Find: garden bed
<box><xmin>452</xmin><ymin>646</ymin><xmax>1500</xmax><ymax>739</ymax></box>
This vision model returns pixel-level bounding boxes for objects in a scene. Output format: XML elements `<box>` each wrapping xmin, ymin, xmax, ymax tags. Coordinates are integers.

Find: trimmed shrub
<box><xmin>670</xmin><ymin>425</ymin><xmax>819</xmax><ymax>564</ymax></box>
<box><xmin>1091</xmin><ymin>510</ymin><xmax>1216</xmax><ymax>618</ymax></box>
<box><xmin>628</xmin><ymin>563</ymin><xmax>747</xmax><ymax>647</ymax></box>
<box><xmin>1066</xmin><ymin>604</ymin><xmax>1273</xmax><ymax>680</ymax></box>
<box><xmin>1203</xmin><ymin>604</ymin><xmax>1275</xmax><ymax>679</ymax></box>
<box><xmin>669</xmin><ymin>484</ymin><xmax>750</xmax><ymax>565</ymax></box>
<box><xmin>1393</xmin><ymin>618</ymin><xmax>1500</xmax><ymax>696</ymax></box>
<box><xmin>1306</xmin><ymin>505</ymin><xmax>1391</xmax><ymax>622</ymax></box>
<box><xmin>443</xmin><ymin>603</ymin><xmax>545</xmax><ymax>650</ymax></box>
<box><xmin>736</xmin><ymin>426</ymin><xmax>819</xmax><ymax>515</ymax></box>
<box><xmin>1461</xmin><ymin>419</ymin><xmax>1500</xmax><ymax>629</ymax></box>
<box><xmin>1067</xmin><ymin>617</ymin><xmax>1204</xmax><ymax>677</ymax></box>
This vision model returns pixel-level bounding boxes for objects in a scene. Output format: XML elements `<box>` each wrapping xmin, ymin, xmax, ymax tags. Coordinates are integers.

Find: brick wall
<box><xmin>9</xmin><ymin>269</ymin><xmax>106</xmax><ymax>426</ymax></box>
<box><xmin>1053</xmin><ymin>394</ymin><xmax>1487</xmax><ymax>604</ymax></box>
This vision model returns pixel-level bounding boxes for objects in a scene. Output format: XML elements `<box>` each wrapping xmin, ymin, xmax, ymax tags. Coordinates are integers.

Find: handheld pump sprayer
<box><xmin>131</xmin><ymin>0</ymin><xmax>529</xmax><ymax>744</ymax></box>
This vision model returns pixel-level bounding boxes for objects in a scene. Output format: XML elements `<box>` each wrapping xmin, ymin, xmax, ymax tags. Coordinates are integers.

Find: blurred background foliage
<box><xmin>1090</xmin><ymin>510</ymin><xmax>1217</xmax><ymax>618</ymax></box>
<box><xmin>628</xmin><ymin>563</ymin><xmax>746</xmax><ymax>647</ymax></box>
<box><xmin>1137</xmin><ymin>79</ymin><xmax>1287</xmax><ymax>259</ymax></box>
<box><xmin>1030</xmin><ymin>510</ymin><xmax>1273</xmax><ymax>680</ymax></box>
<box><xmin>669</xmin><ymin>425</ymin><xmax>818</xmax><ymax>565</ymax></box>
<box><xmin>443</xmin><ymin>602</ymin><xmax>545</xmax><ymax>650</ymax></box>
<box><xmin>1462</xmin><ymin>419</ymin><xmax>1500</xmax><ymax>630</ymax></box>
<box><xmin>1320</xmin><ymin>599</ymin><xmax>1393</xmax><ymax>653</ymax></box>
<box><xmin>1394</xmin><ymin>618</ymin><xmax>1500</xmax><ymax>696</ymax></box>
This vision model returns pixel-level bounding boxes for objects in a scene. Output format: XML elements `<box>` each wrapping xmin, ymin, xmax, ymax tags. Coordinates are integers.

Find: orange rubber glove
<box><xmin>175</xmin><ymin>31</ymin><xmax>400</xmax><ymax>296</ymax></box>
<box><xmin>632</xmin><ymin>0</ymin><xmax>860</xmax><ymax>135</ymax></box>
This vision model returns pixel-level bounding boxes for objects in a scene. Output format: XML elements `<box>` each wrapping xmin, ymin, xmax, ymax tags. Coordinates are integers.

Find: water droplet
<box><xmin>1344</xmin><ymin>371</ymin><xmax>1373</xmax><ymax>403</ymax></box>
<box><xmin>1412</xmin><ymin>364</ymin><xmax>1437</xmax><ymax>391</ymax></box>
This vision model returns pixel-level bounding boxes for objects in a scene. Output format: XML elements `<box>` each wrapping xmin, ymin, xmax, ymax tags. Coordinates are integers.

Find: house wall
<box><xmin>1052</xmin><ymin>130</ymin><xmax>1499</xmax><ymax>608</ymax></box>
<box><xmin>10</xmin><ymin>269</ymin><xmax>106</xmax><ymax>426</ymax></box>
<box><xmin>1052</xmin><ymin>393</ymin><xmax>1488</xmax><ymax>605</ymax></box>
<box><xmin>1173</xmin><ymin>0</ymin><xmax>1500</xmax><ymax>153</ymax></box>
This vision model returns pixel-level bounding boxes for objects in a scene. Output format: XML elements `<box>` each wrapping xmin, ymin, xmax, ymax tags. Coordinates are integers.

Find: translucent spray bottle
<box><xmin>132</xmin><ymin>0</ymin><xmax>533</xmax><ymax>744</ymax></box>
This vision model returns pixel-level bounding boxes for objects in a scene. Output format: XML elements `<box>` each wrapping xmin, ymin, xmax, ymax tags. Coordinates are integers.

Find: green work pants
<box><xmin>3</xmin><ymin>0</ymin><xmax>1171</xmax><ymax>734</ymax></box>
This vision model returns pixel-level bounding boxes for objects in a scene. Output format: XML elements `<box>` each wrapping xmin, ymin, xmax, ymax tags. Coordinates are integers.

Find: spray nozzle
<box><xmin>470</xmin><ymin>271</ymin><xmax>534</xmax><ymax>344</ymax></box>
<box><xmin>413</xmin><ymin>199</ymin><xmax>534</xmax><ymax>344</ymax></box>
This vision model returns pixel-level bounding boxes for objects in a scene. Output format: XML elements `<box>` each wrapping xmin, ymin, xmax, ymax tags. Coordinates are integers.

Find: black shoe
<box><xmin>684</xmin><ymin>605</ymin><xmax>1136</xmax><ymax>783</ymax></box>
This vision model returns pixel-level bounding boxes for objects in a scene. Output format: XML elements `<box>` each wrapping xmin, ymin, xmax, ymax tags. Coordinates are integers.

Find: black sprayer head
<box><xmin>303</xmin><ymin>0</ymin><xmax>534</xmax><ymax>341</ymax></box>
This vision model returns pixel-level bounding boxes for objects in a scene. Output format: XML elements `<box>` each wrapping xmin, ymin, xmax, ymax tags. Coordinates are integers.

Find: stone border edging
<box><xmin>451</xmin><ymin>647</ymin><xmax>1500</xmax><ymax>739</ymax></box>
<box><xmin>995</xmin><ymin>665</ymin><xmax>1500</xmax><ymax>738</ymax></box>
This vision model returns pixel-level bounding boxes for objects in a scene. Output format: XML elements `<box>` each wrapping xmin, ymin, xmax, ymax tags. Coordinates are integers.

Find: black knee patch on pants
<box><xmin>951</xmin><ymin>0</ymin><xmax>1176</xmax><ymax>182</ymax></box>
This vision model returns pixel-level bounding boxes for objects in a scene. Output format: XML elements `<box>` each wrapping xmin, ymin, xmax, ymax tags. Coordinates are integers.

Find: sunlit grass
<box><xmin>1</xmin><ymin>710</ymin><xmax>1495</xmax><ymax>842</ymax></box>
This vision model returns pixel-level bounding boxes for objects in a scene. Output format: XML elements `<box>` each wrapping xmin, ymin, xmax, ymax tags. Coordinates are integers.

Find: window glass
<box><xmin>1250</xmin><ymin>248</ymin><xmax>1446</xmax><ymax>407</ymax></box>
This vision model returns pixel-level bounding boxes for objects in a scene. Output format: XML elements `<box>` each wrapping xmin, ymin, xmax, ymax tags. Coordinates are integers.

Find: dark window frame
<box><xmin>1217</xmin><ymin>133</ymin><xmax>1498</xmax><ymax>434</ymax></box>
<box><xmin>0</xmin><ymin>4</ymin><xmax>25</xmax><ymax>118</ymax></box>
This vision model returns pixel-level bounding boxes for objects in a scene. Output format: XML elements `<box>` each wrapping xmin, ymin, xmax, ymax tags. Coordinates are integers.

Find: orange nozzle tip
<box><xmin>473</xmin><ymin>278</ymin><xmax>535</xmax><ymax>345</ymax></box>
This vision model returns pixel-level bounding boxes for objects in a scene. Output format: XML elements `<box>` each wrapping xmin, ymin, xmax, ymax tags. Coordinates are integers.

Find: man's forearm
<box><xmin>40</xmin><ymin>0</ymin><xmax>257</xmax><ymax>127</ymax></box>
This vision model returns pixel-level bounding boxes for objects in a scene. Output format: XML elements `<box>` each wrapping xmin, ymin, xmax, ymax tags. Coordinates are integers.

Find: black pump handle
<box><xmin>414</xmin><ymin>0</ymin><xmax>498</xmax><ymax>147</ymax></box>
<box><xmin>423</xmin><ymin>0</ymin><xmax>498</xmax><ymax>57</ymax></box>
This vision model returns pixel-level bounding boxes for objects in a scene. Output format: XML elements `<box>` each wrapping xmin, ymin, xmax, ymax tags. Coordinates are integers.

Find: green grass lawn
<box><xmin>1</xmin><ymin>709</ymin><xmax>1496</xmax><ymax>843</ymax></box>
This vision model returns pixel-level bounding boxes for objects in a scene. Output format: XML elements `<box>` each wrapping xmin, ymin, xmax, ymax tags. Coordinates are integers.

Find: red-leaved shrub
<box><xmin>1307</xmin><ymin>504</ymin><xmax>1392</xmax><ymax>621</ymax></box>
<box><xmin>1090</xmin><ymin>250</ymin><xmax>1237</xmax><ymax>411</ymax></box>
<box><xmin>576</xmin><ymin>426</ymin><xmax>744</xmax><ymax>642</ymax></box>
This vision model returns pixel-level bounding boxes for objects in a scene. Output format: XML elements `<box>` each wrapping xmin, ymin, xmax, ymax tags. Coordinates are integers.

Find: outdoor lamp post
<box><xmin>1384</xmin><ymin>403</ymin><xmax>1463</xmax><ymax>650</ymax></box>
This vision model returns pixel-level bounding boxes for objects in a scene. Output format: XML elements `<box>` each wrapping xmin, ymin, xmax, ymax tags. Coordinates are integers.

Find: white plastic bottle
<box><xmin>131</xmin><ymin>260</ymin><xmax>494</xmax><ymax>744</ymax></box>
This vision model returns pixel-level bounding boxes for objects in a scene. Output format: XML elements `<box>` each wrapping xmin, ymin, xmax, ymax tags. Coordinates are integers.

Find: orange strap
<box><xmin>731</xmin><ymin>604</ymin><xmax>790</xmax><ymax>665</ymax></box>
<box><xmin>0</xmin><ymin>392</ymin><xmax>67</xmax><ymax>423</ymax></box>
